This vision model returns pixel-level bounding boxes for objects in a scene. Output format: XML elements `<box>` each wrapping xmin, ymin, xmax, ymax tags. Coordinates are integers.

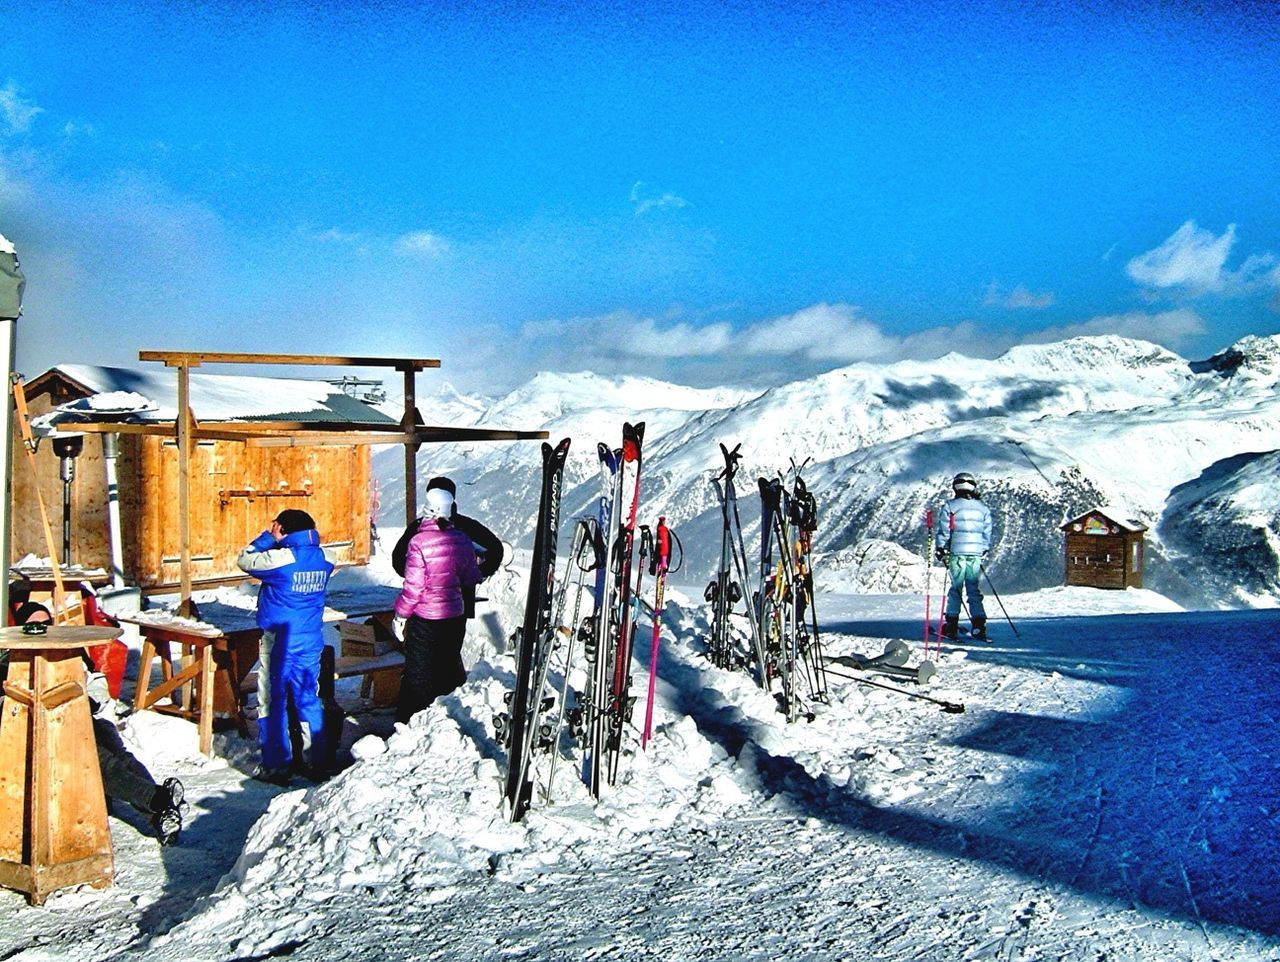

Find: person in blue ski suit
<box><xmin>237</xmin><ymin>509</ymin><xmax>335</xmax><ymax>784</ymax></box>
<box><xmin>936</xmin><ymin>472</ymin><xmax>993</xmax><ymax>641</ymax></box>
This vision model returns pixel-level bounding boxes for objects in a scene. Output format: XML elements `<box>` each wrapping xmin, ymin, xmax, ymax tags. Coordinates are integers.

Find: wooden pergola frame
<box><xmin>65</xmin><ymin>350</ymin><xmax>547</xmax><ymax>613</ymax></box>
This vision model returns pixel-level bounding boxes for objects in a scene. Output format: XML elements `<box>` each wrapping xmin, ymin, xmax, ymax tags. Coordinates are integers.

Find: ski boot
<box><xmin>251</xmin><ymin>764</ymin><xmax>293</xmax><ymax>787</ymax></box>
<box><xmin>940</xmin><ymin>615</ymin><xmax>960</xmax><ymax>640</ymax></box>
<box><xmin>150</xmin><ymin>777</ymin><xmax>187</xmax><ymax>846</ymax></box>
<box><xmin>970</xmin><ymin>617</ymin><xmax>988</xmax><ymax>642</ymax></box>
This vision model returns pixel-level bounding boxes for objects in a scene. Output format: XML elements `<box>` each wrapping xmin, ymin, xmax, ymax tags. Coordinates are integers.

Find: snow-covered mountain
<box><xmin>375</xmin><ymin>333</ymin><xmax>1280</xmax><ymax>609</ymax></box>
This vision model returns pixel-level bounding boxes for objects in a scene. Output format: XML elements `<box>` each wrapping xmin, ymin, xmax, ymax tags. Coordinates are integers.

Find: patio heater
<box><xmin>52</xmin><ymin>433</ymin><xmax>84</xmax><ymax>566</ymax></box>
<box><xmin>0</xmin><ymin>234</ymin><xmax>26</xmax><ymax>619</ymax></box>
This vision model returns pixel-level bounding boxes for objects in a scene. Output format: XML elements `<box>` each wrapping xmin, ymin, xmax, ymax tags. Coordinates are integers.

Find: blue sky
<box><xmin>3</xmin><ymin>0</ymin><xmax>1279</xmax><ymax>393</ymax></box>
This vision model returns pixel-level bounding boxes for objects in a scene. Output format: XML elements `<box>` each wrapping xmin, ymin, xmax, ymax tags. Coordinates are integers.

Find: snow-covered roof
<box><xmin>31</xmin><ymin>364</ymin><xmax>397</xmax><ymax>425</ymax></box>
<box><xmin>1060</xmin><ymin>508</ymin><xmax>1148</xmax><ymax>533</ymax></box>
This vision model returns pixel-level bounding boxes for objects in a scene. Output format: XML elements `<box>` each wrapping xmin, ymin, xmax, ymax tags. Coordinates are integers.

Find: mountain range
<box><xmin>373</xmin><ymin>333</ymin><xmax>1280</xmax><ymax>610</ymax></box>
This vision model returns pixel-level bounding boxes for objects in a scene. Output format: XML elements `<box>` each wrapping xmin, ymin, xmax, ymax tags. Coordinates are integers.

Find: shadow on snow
<box><xmin>675</xmin><ymin>607</ymin><xmax>1280</xmax><ymax>937</ymax></box>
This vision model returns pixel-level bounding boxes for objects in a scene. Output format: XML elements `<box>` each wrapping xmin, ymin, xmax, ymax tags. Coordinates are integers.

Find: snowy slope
<box><xmin>378</xmin><ymin>334</ymin><xmax>1280</xmax><ymax>609</ymax></box>
<box><xmin>5</xmin><ymin>570</ymin><xmax>1278</xmax><ymax>962</ymax></box>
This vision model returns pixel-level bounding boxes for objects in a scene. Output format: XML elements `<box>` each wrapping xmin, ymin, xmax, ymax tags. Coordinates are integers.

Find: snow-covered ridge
<box><xmin>376</xmin><ymin>333</ymin><xmax>1280</xmax><ymax>610</ymax></box>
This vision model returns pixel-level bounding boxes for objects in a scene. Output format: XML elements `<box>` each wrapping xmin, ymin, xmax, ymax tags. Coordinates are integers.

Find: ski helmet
<box><xmin>951</xmin><ymin>472</ymin><xmax>978</xmax><ymax>495</ymax></box>
<box><xmin>424</xmin><ymin>486</ymin><xmax>455</xmax><ymax>519</ymax></box>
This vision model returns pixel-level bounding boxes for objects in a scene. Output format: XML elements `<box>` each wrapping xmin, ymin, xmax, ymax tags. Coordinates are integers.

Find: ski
<box><xmin>544</xmin><ymin>516</ymin><xmax>604</xmax><ymax>803</ymax></box>
<box><xmin>581</xmin><ymin>440</ymin><xmax>622</xmax><ymax>797</ymax></box>
<box><xmin>603</xmin><ymin>421</ymin><xmax>645</xmax><ymax>786</ymax></box>
<box><xmin>498</xmin><ymin>436</ymin><xmax>571</xmax><ymax>822</ymax></box>
<box><xmin>705</xmin><ymin>475</ymin><xmax>740</xmax><ymax>670</ymax></box>
<box><xmin>787</xmin><ymin>467</ymin><xmax>827</xmax><ymax>708</ymax></box>
<box><xmin>756</xmin><ymin>466</ymin><xmax>828</xmax><ymax>721</ymax></box>
<box><xmin>706</xmin><ymin>443</ymin><xmax>769</xmax><ymax>687</ymax></box>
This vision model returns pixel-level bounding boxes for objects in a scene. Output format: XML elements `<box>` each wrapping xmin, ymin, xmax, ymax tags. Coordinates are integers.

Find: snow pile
<box><xmin>144</xmin><ymin>582</ymin><xmax>773</xmax><ymax>960</ymax></box>
<box><xmin>816</xmin><ymin>539</ymin><xmax>928</xmax><ymax>594</ymax></box>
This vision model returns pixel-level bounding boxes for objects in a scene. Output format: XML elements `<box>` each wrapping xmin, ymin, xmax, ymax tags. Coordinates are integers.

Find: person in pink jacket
<box><xmin>393</xmin><ymin>486</ymin><xmax>482</xmax><ymax>723</ymax></box>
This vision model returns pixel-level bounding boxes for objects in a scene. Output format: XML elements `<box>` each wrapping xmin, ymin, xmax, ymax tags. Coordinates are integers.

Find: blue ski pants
<box><xmin>257</xmin><ymin>627</ymin><xmax>328</xmax><ymax>770</ymax></box>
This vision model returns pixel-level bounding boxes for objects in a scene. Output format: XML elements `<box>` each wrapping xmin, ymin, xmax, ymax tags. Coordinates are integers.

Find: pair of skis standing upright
<box><xmin>499</xmin><ymin>423</ymin><xmax>676</xmax><ymax>822</ymax></box>
<box><xmin>705</xmin><ymin>443</ymin><xmax>828</xmax><ymax>721</ymax></box>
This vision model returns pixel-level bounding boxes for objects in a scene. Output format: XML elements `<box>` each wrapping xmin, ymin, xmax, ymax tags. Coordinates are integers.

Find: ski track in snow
<box><xmin>1</xmin><ymin>574</ymin><xmax>1278</xmax><ymax>962</ymax></box>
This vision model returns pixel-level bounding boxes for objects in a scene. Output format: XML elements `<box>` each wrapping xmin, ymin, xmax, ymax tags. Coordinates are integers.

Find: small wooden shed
<box><xmin>1060</xmin><ymin>509</ymin><xmax>1147</xmax><ymax>590</ymax></box>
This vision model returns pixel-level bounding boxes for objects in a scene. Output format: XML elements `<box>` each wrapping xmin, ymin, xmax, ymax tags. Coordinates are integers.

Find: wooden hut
<box><xmin>11</xmin><ymin>353</ymin><xmax>546</xmax><ymax>598</ymax></box>
<box><xmin>1060</xmin><ymin>509</ymin><xmax>1147</xmax><ymax>589</ymax></box>
<box><xmin>11</xmin><ymin>364</ymin><xmax>395</xmax><ymax>589</ymax></box>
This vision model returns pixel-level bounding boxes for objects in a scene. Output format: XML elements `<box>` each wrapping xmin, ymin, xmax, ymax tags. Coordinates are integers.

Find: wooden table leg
<box><xmin>198</xmin><ymin>641</ymin><xmax>215</xmax><ymax>757</ymax></box>
<box><xmin>133</xmin><ymin>637</ymin><xmax>157</xmax><ymax>713</ymax></box>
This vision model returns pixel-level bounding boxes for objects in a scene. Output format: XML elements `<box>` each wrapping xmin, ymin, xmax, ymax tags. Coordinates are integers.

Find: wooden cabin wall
<box><xmin>124</xmin><ymin>436</ymin><xmax>372</xmax><ymax>587</ymax></box>
<box><xmin>8</xmin><ymin>390</ymin><xmax>113</xmax><ymax>573</ymax></box>
<box><xmin>1063</xmin><ymin>532</ymin><xmax>1129</xmax><ymax>589</ymax></box>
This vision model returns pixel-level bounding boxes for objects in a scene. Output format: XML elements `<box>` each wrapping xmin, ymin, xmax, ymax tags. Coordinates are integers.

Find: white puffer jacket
<box><xmin>940</xmin><ymin>496</ymin><xmax>992</xmax><ymax>556</ymax></box>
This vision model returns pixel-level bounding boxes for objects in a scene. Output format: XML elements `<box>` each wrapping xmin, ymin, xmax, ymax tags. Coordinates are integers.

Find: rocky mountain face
<box><xmin>374</xmin><ymin>333</ymin><xmax>1280</xmax><ymax>609</ymax></box>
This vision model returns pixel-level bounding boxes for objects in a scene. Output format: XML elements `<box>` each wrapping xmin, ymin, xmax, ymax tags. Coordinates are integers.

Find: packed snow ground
<box><xmin>2</xmin><ymin>545</ymin><xmax>1278</xmax><ymax>962</ymax></box>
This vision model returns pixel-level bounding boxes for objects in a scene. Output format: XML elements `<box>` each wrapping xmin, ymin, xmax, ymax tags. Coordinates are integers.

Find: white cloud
<box><xmin>739</xmin><ymin>303</ymin><xmax>902</xmax><ymax>361</ymax></box>
<box><xmin>309</xmin><ymin>227</ymin><xmax>362</xmax><ymax>245</ymax></box>
<box><xmin>515</xmin><ymin>310</ymin><xmax>732</xmax><ymax>360</ymax></box>
<box><xmin>1023</xmin><ymin>308</ymin><xmax>1206</xmax><ymax>348</ymax></box>
<box><xmin>1125</xmin><ymin>221</ymin><xmax>1280</xmax><ymax>299</ymax></box>
<box><xmin>985</xmin><ymin>281</ymin><xmax>1055</xmax><ymax>310</ymax></box>
<box><xmin>0</xmin><ymin>82</ymin><xmax>42</xmax><ymax>135</ymax></box>
<box><xmin>1126</xmin><ymin>221</ymin><xmax>1236</xmax><ymax>293</ymax></box>
<box><xmin>394</xmin><ymin>231</ymin><xmax>451</xmax><ymax>258</ymax></box>
<box><xmin>630</xmin><ymin>181</ymin><xmax>689</xmax><ymax>216</ymax></box>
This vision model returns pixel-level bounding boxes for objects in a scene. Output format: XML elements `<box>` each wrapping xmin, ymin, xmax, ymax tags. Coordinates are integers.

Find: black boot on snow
<box><xmin>970</xmin><ymin>617</ymin><xmax>988</xmax><ymax>641</ymax></box>
<box><xmin>941</xmin><ymin>615</ymin><xmax>960</xmax><ymax>640</ymax></box>
<box><xmin>150</xmin><ymin>777</ymin><xmax>187</xmax><ymax>846</ymax></box>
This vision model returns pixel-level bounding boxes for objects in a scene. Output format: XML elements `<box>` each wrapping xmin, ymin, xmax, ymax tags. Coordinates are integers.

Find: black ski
<box><xmin>499</xmin><ymin>436</ymin><xmax>571</xmax><ymax>821</ymax></box>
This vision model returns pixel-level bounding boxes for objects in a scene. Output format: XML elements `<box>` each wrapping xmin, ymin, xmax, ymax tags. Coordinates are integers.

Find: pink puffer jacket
<box><xmin>394</xmin><ymin>519</ymin><xmax>482</xmax><ymax>621</ymax></box>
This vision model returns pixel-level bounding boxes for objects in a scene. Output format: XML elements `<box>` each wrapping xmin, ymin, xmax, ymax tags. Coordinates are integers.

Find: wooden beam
<box><xmin>403</xmin><ymin>368</ymin><xmax>417</xmax><ymax>526</ymax></box>
<box><xmin>139</xmin><ymin>350</ymin><xmax>440</xmax><ymax>371</ymax></box>
<box><xmin>67</xmin><ymin>421</ymin><xmax>548</xmax><ymax>445</ymax></box>
<box><xmin>193</xmin><ymin>420</ymin><xmax>405</xmax><ymax>433</ymax></box>
<box><xmin>243</xmin><ymin>427</ymin><xmax>549</xmax><ymax>448</ymax></box>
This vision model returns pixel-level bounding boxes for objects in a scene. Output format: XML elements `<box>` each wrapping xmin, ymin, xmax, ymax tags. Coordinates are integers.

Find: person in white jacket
<box><xmin>936</xmin><ymin>472</ymin><xmax>994</xmax><ymax>640</ymax></box>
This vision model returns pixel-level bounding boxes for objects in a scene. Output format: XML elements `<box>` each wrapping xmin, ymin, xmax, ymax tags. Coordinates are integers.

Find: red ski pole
<box><xmin>934</xmin><ymin>509</ymin><xmax>954</xmax><ymax>652</ymax></box>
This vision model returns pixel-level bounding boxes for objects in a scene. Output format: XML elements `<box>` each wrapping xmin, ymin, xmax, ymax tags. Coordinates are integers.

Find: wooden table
<box><xmin>117</xmin><ymin>612</ymin><xmax>257</xmax><ymax>758</ymax></box>
<box><xmin>0</xmin><ymin>625</ymin><xmax>120</xmax><ymax>905</ymax></box>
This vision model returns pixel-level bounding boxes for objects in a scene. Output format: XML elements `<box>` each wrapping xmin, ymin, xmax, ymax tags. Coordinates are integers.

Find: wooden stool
<box><xmin>0</xmin><ymin>625</ymin><xmax>121</xmax><ymax>905</ymax></box>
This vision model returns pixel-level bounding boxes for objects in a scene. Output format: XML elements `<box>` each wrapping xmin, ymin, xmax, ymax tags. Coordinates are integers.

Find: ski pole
<box><xmin>823</xmin><ymin>666</ymin><xmax>965</xmax><ymax>713</ymax></box>
<box><xmin>642</xmin><ymin>517</ymin><xmax>671</xmax><ymax>749</ymax></box>
<box><xmin>981</xmin><ymin>564</ymin><xmax>1021</xmax><ymax>639</ymax></box>
<box><xmin>923</xmin><ymin>509</ymin><xmax>934</xmax><ymax>658</ymax></box>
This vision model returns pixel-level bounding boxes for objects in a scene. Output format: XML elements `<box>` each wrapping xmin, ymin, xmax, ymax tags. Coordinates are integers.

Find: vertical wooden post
<box><xmin>177</xmin><ymin>362</ymin><xmax>194</xmax><ymax>617</ymax></box>
<box><xmin>402</xmin><ymin>365</ymin><xmax>417</xmax><ymax>527</ymax></box>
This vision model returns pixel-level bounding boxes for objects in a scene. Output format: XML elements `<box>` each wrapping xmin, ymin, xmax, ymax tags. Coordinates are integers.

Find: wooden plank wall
<box><xmin>1064</xmin><ymin>533</ymin><xmax>1128</xmax><ymax>589</ymax></box>
<box><xmin>8</xmin><ymin>390</ymin><xmax>113</xmax><ymax>572</ymax></box>
<box><xmin>125</xmin><ymin>436</ymin><xmax>372</xmax><ymax>587</ymax></box>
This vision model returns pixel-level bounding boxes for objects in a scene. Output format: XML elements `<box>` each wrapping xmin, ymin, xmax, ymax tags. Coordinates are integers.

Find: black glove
<box><xmin>934</xmin><ymin>547</ymin><xmax>947</xmax><ymax>562</ymax></box>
